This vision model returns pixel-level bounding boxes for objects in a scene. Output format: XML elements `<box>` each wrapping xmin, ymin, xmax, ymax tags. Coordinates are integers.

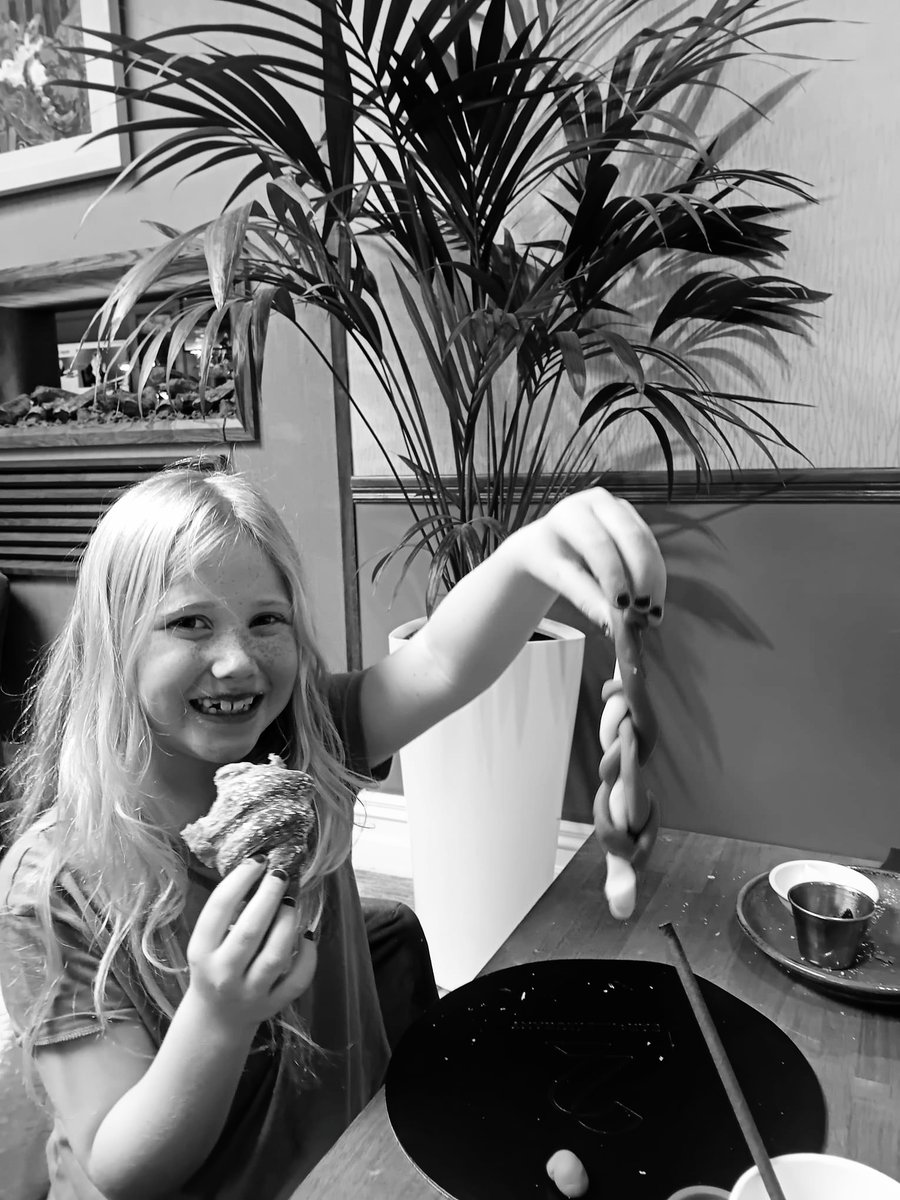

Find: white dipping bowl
<box><xmin>768</xmin><ymin>860</ymin><xmax>879</xmax><ymax>910</ymax></box>
<box><xmin>731</xmin><ymin>1153</ymin><xmax>900</xmax><ymax>1200</ymax></box>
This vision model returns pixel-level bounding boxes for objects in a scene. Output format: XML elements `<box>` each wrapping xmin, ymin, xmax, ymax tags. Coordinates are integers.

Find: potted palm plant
<box><xmin>75</xmin><ymin>0</ymin><xmax>829</xmax><ymax>987</ymax></box>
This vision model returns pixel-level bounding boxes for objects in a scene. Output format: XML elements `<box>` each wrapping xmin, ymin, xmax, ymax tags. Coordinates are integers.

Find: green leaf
<box><xmin>102</xmin><ymin>231</ymin><xmax>201</xmax><ymax>338</ymax></box>
<box><xmin>165</xmin><ymin>302</ymin><xmax>214</xmax><ymax>382</ymax></box>
<box><xmin>595</xmin><ymin>329</ymin><xmax>645</xmax><ymax>394</ymax></box>
<box><xmin>643</xmin><ymin>383</ymin><xmax>711</xmax><ymax>481</ymax></box>
<box><xmin>555</xmin><ymin>330</ymin><xmax>587</xmax><ymax>398</ymax></box>
<box><xmin>578</xmin><ymin>381</ymin><xmax>633</xmax><ymax>427</ymax></box>
<box><xmin>203</xmin><ymin>203</ymin><xmax>253</xmax><ymax>309</ymax></box>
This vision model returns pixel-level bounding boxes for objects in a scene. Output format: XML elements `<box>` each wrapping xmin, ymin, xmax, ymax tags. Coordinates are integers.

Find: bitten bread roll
<box><xmin>181</xmin><ymin>753</ymin><xmax>317</xmax><ymax>879</ymax></box>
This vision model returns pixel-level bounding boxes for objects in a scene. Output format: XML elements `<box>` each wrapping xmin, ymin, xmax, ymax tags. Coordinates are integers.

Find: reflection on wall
<box><xmin>350</xmin><ymin>0</ymin><xmax>900</xmax><ymax>477</ymax></box>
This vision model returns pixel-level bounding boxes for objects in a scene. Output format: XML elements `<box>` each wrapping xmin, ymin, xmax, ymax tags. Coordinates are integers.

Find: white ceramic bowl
<box><xmin>768</xmin><ymin>859</ymin><xmax>879</xmax><ymax>910</ymax></box>
<box><xmin>666</xmin><ymin>1189</ymin><xmax>729</xmax><ymax>1199</ymax></box>
<box><xmin>731</xmin><ymin>1153</ymin><xmax>900</xmax><ymax>1199</ymax></box>
<box><xmin>664</xmin><ymin>1154</ymin><xmax>900</xmax><ymax>1200</ymax></box>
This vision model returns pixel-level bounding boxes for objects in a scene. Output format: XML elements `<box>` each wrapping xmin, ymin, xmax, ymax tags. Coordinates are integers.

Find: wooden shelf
<box><xmin>0</xmin><ymin>419</ymin><xmax>252</xmax><ymax>450</ymax></box>
<box><xmin>0</xmin><ymin>248</ymin><xmax>208</xmax><ymax>310</ymax></box>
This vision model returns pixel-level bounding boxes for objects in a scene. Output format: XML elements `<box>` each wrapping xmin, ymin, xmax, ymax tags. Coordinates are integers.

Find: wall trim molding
<box><xmin>352</xmin><ymin>789</ymin><xmax>592</xmax><ymax>880</ymax></box>
<box><xmin>351</xmin><ymin>468</ymin><xmax>900</xmax><ymax>505</ymax></box>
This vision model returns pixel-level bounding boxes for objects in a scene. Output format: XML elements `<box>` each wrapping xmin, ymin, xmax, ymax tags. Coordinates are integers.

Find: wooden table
<box><xmin>294</xmin><ymin>828</ymin><xmax>900</xmax><ymax>1198</ymax></box>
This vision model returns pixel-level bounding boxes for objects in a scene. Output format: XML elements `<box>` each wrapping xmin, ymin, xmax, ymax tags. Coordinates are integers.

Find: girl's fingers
<box><xmin>592</xmin><ymin>492</ymin><xmax>667</xmax><ymax>618</ymax></box>
<box><xmin>545</xmin><ymin>490</ymin><xmax>666</xmax><ymax>630</ymax></box>
<box><xmin>269</xmin><ymin>934</ymin><xmax>319</xmax><ymax>1005</ymax></box>
<box><xmin>554</xmin><ymin>502</ymin><xmax>635</xmax><ymax>614</ymax></box>
<box><xmin>244</xmin><ymin>900</ymin><xmax>301</xmax><ymax>987</ymax></box>
<box><xmin>190</xmin><ymin>857</ymin><xmax>268</xmax><ymax>952</ymax></box>
<box><xmin>607</xmin><ymin>494</ymin><xmax>667</xmax><ymax>612</ymax></box>
<box><xmin>547</xmin><ymin>553</ymin><xmax>617</xmax><ymax>631</ymax></box>
<box><xmin>220</xmin><ymin>870</ymin><xmax>290</xmax><ymax>967</ymax></box>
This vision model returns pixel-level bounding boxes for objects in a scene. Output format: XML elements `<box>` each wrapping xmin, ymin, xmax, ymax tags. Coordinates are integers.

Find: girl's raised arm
<box><xmin>358</xmin><ymin>488</ymin><xmax>665</xmax><ymax>766</ymax></box>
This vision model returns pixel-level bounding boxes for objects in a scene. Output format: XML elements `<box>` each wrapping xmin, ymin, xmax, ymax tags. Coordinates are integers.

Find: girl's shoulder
<box><xmin>0</xmin><ymin>810</ymin><xmax>59</xmax><ymax>911</ymax></box>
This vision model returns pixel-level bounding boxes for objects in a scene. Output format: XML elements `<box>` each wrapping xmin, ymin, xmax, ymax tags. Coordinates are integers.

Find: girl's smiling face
<box><xmin>137</xmin><ymin>537</ymin><xmax>299</xmax><ymax>797</ymax></box>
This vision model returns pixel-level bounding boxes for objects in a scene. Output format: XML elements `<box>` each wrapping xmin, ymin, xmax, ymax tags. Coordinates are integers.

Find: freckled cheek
<box><xmin>254</xmin><ymin>642</ymin><xmax>288</xmax><ymax>668</ymax></box>
<box><xmin>136</xmin><ymin>646</ymin><xmax>206</xmax><ymax>725</ymax></box>
<box><xmin>258</xmin><ymin>640</ymin><xmax>299</xmax><ymax>703</ymax></box>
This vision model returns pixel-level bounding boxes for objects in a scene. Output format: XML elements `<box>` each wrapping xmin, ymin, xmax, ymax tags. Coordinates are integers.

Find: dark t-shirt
<box><xmin>0</xmin><ymin>671</ymin><xmax>392</xmax><ymax>1200</ymax></box>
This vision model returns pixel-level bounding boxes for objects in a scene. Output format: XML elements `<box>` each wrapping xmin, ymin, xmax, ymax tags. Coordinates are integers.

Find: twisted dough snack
<box><xmin>594</xmin><ymin>611</ymin><xmax>658</xmax><ymax>919</ymax></box>
<box><xmin>181</xmin><ymin>753</ymin><xmax>317</xmax><ymax>881</ymax></box>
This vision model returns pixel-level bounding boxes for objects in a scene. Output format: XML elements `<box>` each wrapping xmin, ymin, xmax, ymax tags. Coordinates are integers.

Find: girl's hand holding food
<box><xmin>186</xmin><ymin>856</ymin><xmax>317</xmax><ymax>1035</ymax></box>
<box><xmin>524</xmin><ymin>488</ymin><xmax>666</xmax><ymax>633</ymax></box>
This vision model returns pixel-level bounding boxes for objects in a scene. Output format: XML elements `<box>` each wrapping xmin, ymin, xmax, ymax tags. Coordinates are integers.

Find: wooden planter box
<box><xmin>0</xmin><ymin>250</ymin><xmax>257</xmax><ymax>448</ymax></box>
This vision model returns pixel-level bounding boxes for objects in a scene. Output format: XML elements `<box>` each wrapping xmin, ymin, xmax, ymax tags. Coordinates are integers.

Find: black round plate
<box><xmin>385</xmin><ymin>959</ymin><xmax>825</xmax><ymax>1200</ymax></box>
<box><xmin>736</xmin><ymin>866</ymin><xmax>900</xmax><ymax>1005</ymax></box>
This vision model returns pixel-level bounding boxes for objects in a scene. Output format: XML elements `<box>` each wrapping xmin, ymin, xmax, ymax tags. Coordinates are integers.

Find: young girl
<box><xmin>0</xmin><ymin>465</ymin><xmax>665</xmax><ymax>1200</ymax></box>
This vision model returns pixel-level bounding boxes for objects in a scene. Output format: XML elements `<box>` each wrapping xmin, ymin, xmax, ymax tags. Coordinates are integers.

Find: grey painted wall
<box><xmin>357</xmin><ymin>498</ymin><xmax>900</xmax><ymax>861</ymax></box>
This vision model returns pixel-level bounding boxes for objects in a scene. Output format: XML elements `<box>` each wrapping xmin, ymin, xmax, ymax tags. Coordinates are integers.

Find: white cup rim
<box><xmin>732</xmin><ymin>1152</ymin><xmax>900</xmax><ymax>1197</ymax></box>
<box><xmin>666</xmin><ymin>1188</ymin><xmax>730</xmax><ymax>1200</ymax></box>
<box><xmin>768</xmin><ymin>860</ymin><xmax>880</xmax><ymax>908</ymax></box>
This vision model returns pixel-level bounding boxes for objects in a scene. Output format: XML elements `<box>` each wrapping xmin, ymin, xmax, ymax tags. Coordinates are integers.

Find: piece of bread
<box><xmin>181</xmin><ymin>753</ymin><xmax>317</xmax><ymax>879</ymax></box>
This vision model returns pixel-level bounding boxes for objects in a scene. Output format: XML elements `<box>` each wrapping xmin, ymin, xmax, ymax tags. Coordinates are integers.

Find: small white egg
<box><xmin>546</xmin><ymin>1148</ymin><xmax>589</xmax><ymax>1197</ymax></box>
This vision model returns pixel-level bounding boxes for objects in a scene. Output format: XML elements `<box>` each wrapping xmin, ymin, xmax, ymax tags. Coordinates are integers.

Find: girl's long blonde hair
<box><xmin>2</xmin><ymin>466</ymin><xmax>363</xmax><ymax>1089</ymax></box>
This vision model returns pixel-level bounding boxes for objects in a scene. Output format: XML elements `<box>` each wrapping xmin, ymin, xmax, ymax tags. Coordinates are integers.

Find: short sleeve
<box><xmin>0</xmin><ymin>837</ymin><xmax>139</xmax><ymax>1047</ymax></box>
<box><xmin>325</xmin><ymin>670</ymin><xmax>392</xmax><ymax>782</ymax></box>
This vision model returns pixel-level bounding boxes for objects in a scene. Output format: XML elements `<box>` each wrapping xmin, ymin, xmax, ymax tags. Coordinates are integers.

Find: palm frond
<box><xmin>77</xmin><ymin>0</ymin><xmax>834</xmax><ymax>603</ymax></box>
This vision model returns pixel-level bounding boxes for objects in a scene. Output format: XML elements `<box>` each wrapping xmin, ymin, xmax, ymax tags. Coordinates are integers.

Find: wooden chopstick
<box><xmin>660</xmin><ymin>922</ymin><xmax>788</xmax><ymax>1200</ymax></box>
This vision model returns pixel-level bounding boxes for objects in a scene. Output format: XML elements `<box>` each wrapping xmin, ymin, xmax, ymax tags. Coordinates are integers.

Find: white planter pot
<box><xmin>388</xmin><ymin>616</ymin><xmax>585</xmax><ymax>991</ymax></box>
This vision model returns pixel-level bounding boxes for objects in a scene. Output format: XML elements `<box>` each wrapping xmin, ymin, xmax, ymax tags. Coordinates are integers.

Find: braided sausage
<box><xmin>594</xmin><ymin>612</ymin><xmax>658</xmax><ymax>919</ymax></box>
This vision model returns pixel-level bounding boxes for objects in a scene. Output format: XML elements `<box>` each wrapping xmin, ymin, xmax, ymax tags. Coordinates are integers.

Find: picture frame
<box><xmin>0</xmin><ymin>0</ymin><xmax>127</xmax><ymax>197</ymax></box>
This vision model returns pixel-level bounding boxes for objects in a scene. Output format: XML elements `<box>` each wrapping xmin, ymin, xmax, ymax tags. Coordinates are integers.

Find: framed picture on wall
<box><xmin>0</xmin><ymin>0</ymin><xmax>127</xmax><ymax>197</ymax></box>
